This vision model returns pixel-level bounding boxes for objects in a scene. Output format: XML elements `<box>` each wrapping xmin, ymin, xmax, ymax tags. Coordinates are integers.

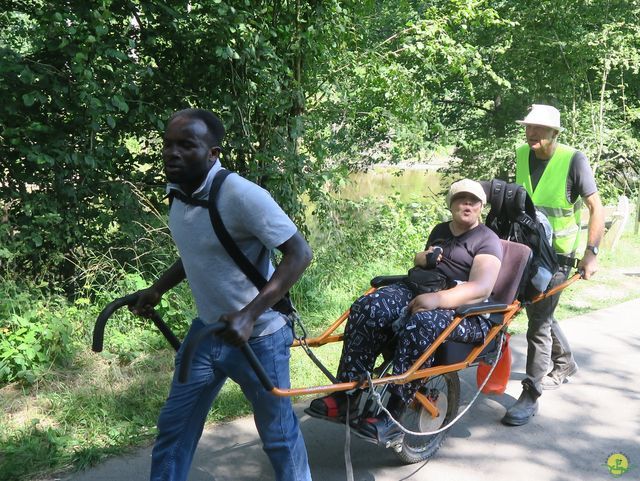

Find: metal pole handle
<box><xmin>177</xmin><ymin>321</ymin><xmax>275</xmax><ymax>392</ymax></box>
<box><xmin>92</xmin><ymin>294</ymin><xmax>181</xmax><ymax>352</ymax></box>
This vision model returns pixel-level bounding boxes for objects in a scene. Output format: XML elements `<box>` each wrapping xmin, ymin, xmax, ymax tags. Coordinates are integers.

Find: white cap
<box><xmin>446</xmin><ymin>179</ymin><xmax>487</xmax><ymax>207</ymax></box>
<box><xmin>516</xmin><ymin>104</ymin><xmax>563</xmax><ymax>132</ymax></box>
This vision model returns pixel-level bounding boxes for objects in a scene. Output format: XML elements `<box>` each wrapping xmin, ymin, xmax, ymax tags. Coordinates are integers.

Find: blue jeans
<box><xmin>150</xmin><ymin>320</ymin><xmax>311</xmax><ymax>481</ymax></box>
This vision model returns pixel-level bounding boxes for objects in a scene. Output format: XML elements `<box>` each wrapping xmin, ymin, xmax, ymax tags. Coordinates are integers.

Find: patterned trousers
<box><xmin>337</xmin><ymin>283</ymin><xmax>490</xmax><ymax>403</ymax></box>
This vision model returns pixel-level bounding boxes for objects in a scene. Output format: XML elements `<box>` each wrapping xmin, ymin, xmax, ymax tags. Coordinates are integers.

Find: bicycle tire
<box><xmin>394</xmin><ymin>371</ymin><xmax>461</xmax><ymax>464</ymax></box>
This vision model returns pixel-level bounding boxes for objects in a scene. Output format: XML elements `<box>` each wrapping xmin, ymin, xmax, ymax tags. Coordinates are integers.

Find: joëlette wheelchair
<box><xmin>92</xmin><ymin>239</ymin><xmax>580</xmax><ymax>465</ymax></box>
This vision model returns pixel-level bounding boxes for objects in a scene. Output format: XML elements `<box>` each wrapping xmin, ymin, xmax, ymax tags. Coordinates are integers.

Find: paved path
<box><xmin>60</xmin><ymin>298</ymin><xmax>640</xmax><ymax>481</ymax></box>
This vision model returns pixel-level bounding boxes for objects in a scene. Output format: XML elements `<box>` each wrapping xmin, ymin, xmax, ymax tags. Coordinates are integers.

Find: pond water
<box><xmin>339</xmin><ymin>167</ymin><xmax>444</xmax><ymax>202</ymax></box>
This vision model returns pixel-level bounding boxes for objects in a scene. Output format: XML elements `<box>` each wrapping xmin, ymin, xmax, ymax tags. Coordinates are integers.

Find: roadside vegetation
<box><xmin>2</xmin><ymin>1</ymin><xmax>640</xmax><ymax>480</ymax></box>
<box><xmin>1</xmin><ymin>192</ymin><xmax>639</xmax><ymax>481</ymax></box>
<box><xmin>0</xmin><ymin>194</ymin><xmax>443</xmax><ymax>481</ymax></box>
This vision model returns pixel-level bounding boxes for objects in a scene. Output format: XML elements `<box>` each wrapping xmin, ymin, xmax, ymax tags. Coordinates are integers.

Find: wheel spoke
<box><xmin>395</xmin><ymin>372</ymin><xmax>461</xmax><ymax>464</ymax></box>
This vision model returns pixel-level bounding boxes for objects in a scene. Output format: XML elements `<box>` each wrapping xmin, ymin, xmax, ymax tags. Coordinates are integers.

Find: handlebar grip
<box><xmin>177</xmin><ymin>321</ymin><xmax>275</xmax><ymax>392</ymax></box>
<box><xmin>92</xmin><ymin>294</ymin><xmax>139</xmax><ymax>352</ymax></box>
<box><xmin>92</xmin><ymin>294</ymin><xmax>182</xmax><ymax>353</ymax></box>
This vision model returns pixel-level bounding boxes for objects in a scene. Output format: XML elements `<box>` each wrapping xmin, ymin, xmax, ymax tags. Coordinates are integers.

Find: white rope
<box><xmin>369</xmin><ymin>333</ymin><xmax>505</xmax><ymax>437</ymax></box>
<box><xmin>343</xmin><ymin>397</ymin><xmax>354</xmax><ymax>481</ymax></box>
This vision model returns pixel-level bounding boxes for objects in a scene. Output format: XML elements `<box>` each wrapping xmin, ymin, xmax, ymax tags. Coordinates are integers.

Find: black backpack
<box><xmin>480</xmin><ymin>179</ymin><xmax>559</xmax><ymax>301</ymax></box>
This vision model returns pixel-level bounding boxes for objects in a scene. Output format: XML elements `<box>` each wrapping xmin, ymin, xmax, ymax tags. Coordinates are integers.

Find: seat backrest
<box><xmin>491</xmin><ymin>240</ymin><xmax>532</xmax><ymax>304</ymax></box>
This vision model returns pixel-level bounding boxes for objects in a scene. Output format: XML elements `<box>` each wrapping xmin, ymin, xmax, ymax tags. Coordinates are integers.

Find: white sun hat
<box><xmin>516</xmin><ymin>104</ymin><xmax>564</xmax><ymax>132</ymax></box>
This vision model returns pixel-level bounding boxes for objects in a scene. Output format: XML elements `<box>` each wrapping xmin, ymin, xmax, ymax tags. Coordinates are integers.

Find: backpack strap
<box><xmin>167</xmin><ymin>190</ymin><xmax>208</xmax><ymax>208</ymax></box>
<box><xmin>503</xmin><ymin>182</ymin><xmax>519</xmax><ymax>220</ymax></box>
<box><xmin>489</xmin><ymin>179</ymin><xmax>506</xmax><ymax>215</ymax></box>
<box><xmin>501</xmin><ymin>183</ymin><xmax>539</xmax><ymax>235</ymax></box>
<box><xmin>482</xmin><ymin>179</ymin><xmax>507</xmax><ymax>235</ymax></box>
<box><xmin>207</xmin><ymin>170</ymin><xmax>294</xmax><ymax>315</ymax></box>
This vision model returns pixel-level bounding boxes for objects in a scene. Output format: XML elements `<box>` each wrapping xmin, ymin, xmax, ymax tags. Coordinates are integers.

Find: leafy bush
<box><xmin>0</xmin><ymin>282</ymin><xmax>74</xmax><ymax>384</ymax></box>
<box><xmin>0</xmin><ymin>254</ymin><xmax>195</xmax><ymax>385</ymax></box>
<box><xmin>0</xmin><ymin>192</ymin><xmax>449</xmax><ymax>385</ymax></box>
<box><xmin>293</xmin><ymin>193</ymin><xmax>450</xmax><ymax>330</ymax></box>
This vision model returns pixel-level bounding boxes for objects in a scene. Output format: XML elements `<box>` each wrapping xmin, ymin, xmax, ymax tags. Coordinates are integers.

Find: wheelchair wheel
<box><xmin>395</xmin><ymin>371</ymin><xmax>461</xmax><ymax>464</ymax></box>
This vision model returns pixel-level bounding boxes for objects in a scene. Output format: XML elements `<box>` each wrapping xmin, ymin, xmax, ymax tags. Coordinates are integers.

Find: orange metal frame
<box><xmin>273</xmin><ymin>273</ymin><xmax>581</xmax><ymax>411</ymax></box>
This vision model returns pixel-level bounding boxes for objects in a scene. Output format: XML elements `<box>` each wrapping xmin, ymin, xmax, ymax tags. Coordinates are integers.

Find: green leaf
<box><xmin>19</xmin><ymin>67</ymin><xmax>34</xmax><ymax>85</ymax></box>
<box><xmin>111</xmin><ymin>95</ymin><xmax>129</xmax><ymax>113</ymax></box>
<box><xmin>32</xmin><ymin>234</ymin><xmax>43</xmax><ymax>247</ymax></box>
<box><xmin>22</xmin><ymin>93</ymin><xmax>36</xmax><ymax>106</ymax></box>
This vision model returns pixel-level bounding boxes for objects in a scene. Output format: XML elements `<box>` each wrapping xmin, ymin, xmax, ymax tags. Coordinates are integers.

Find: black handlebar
<box><xmin>92</xmin><ymin>294</ymin><xmax>182</xmax><ymax>353</ymax></box>
<box><xmin>92</xmin><ymin>297</ymin><xmax>275</xmax><ymax>392</ymax></box>
<box><xmin>177</xmin><ymin>321</ymin><xmax>275</xmax><ymax>391</ymax></box>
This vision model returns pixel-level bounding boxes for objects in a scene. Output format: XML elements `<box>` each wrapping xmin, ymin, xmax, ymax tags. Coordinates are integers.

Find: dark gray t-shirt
<box><xmin>528</xmin><ymin>149</ymin><xmax>597</xmax><ymax>203</ymax></box>
<box><xmin>425</xmin><ymin>222</ymin><xmax>503</xmax><ymax>282</ymax></box>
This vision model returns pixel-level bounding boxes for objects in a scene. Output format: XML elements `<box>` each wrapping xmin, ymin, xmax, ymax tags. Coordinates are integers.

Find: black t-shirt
<box><xmin>426</xmin><ymin>222</ymin><xmax>503</xmax><ymax>282</ymax></box>
<box><xmin>528</xmin><ymin>149</ymin><xmax>597</xmax><ymax>204</ymax></box>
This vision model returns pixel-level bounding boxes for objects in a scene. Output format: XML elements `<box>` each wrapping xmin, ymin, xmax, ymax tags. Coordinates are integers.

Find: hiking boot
<box><xmin>541</xmin><ymin>361</ymin><xmax>578</xmax><ymax>390</ymax></box>
<box><xmin>501</xmin><ymin>380</ymin><xmax>541</xmax><ymax>427</ymax></box>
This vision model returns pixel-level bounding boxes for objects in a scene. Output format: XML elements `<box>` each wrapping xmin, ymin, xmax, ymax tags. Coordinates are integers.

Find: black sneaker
<box><xmin>353</xmin><ymin>413</ymin><xmax>404</xmax><ymax>446</ymax></box>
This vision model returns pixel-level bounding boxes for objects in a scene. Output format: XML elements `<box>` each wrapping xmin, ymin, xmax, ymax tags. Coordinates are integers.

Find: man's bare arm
<box><xmin>220</xmin><ymin>232</ymin><xmax>313</xmax><ymax>345</ymax></box>
<box><xmin>578</xmin><ymin>192</ymin><xmax>605</xmax><ymax>280</ymax></box>
<box><xmin>130</xmin><ymin>259</ymin><xmax>186</xmax><ymax>317</ymax></box>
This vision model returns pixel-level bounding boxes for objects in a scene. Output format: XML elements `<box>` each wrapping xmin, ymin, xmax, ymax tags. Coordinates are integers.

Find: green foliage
<box><xmin>3</xmin><ymin>0</ymin><xmax>640</xmax><ymax>287</ymax></box>
<box><xmin>293</xmin><ymin>192</ymin><xmax>450</xmax><ymax>329</ymax></box>
<box><xmin>441</xmin><ymin>1</ymin><xmax>640</xmax><ymax>201</ymax></box>
<box><xmin>304</xmin><ymin>0</ymin><xmax>512</xmax><ymax>170</ymax></box>
<box><xmin>0</xmin><ymin>3</ymin><xmax>163</xmax><ymax>280</ymax></box>
<box><xmin>0</xmin><ymin>252</ymin><xmax>194</xmax><ymax>384</ymax></box>
<box><xmin>0</xmin><ymin>1</ymin><xmax>349</xmax><ymax>283</ymax></box>
<box><xmin>0</xmin><ymin>420</ymin><xmax>70</xmax><ymax>481</ymax></box>
<box><xmin>0</xmin><ymin>281</ymin><xmax>74</xmax><ymax>384</ymax></box>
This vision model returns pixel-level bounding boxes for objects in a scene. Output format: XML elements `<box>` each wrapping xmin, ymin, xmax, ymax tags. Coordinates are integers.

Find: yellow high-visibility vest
<box><xmin>516</xmin><ymin>143</ymin><xmax>581</xmax><ymax>256</ymax></box>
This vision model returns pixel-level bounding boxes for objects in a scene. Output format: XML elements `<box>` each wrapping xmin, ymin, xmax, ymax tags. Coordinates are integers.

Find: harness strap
<box><xmin>168</xmin><ymin>170</ymin><xmax>294</xmax><ymax>315</ymax></box>
<box><xmin>208</xmin><ymin>170</ymin><xmax>294</xmax><ymax>315</ymax></box>
<box><xmin>557</xmin><ymin>254</ymin><xmax>579</xmax><ymax>269</ymax></box>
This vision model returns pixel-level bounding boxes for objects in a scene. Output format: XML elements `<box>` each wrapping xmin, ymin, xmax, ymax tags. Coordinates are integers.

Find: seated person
<box><xmin>308</xmin><ymin>179</ymin><xmax>503</xmax><ymax>443</ymax></box>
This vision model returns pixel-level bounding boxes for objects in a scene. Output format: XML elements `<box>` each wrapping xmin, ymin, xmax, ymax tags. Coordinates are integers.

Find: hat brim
<box><xmin>516</xmin><ymin>120</ymin><xmax>564</xmax><ymax>132</ymax></box>
<box><xmin>448</xmin><ymin>192</ymin><xmax>485</xmax><ymax>207</ymax></box>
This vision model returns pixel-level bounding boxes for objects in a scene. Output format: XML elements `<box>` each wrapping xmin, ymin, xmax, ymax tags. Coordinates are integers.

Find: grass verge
<box><xmin>1</xmin><ymin>227</ymin><xmax>639</xmax><ymax>481</ymax></box>
<box><xmin>507</xmin><ymin>229</ymin><xmax>640</xmax><ymax>334</ymax></box>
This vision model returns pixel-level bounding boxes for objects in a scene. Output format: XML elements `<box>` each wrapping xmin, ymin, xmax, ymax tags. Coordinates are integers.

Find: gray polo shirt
<box><xmin>167</xmin><ymin>162</ymin><xmax>297</xmax><ymax>337</ymax></box>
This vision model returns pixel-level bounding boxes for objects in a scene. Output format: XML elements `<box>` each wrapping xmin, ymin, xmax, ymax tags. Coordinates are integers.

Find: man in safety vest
<box><xmin>502</xmin><ymin>104</ymin><xmax>605</xmax><ymax>426</ymax></box>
